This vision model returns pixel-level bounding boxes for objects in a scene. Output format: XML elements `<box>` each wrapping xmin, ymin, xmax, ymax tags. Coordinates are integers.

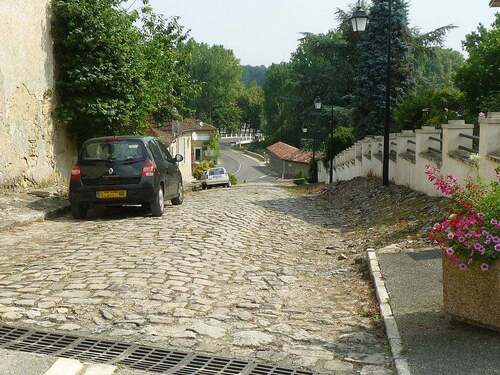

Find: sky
<box><xmin>134</xmin><ymin>0</ymin><xmax>499</xmax><ymax>66</ymax></box>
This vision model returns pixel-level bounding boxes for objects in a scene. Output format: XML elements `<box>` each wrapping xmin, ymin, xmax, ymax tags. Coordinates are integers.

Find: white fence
<box><xmin>318</xmin><ymin>112</ymin><xmax>500</xmax><ymax>196</ymax></box>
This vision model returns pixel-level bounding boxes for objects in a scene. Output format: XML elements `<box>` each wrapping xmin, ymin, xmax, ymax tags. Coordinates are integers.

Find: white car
<box><xmin>201</xmin><ymin>167</ymin><xmax>231</xmax><ymax>189</ymax></box>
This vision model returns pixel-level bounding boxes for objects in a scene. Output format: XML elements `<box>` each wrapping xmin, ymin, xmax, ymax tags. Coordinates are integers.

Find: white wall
<box><xmin>318</xmin><ymin>113</ymin><xmax>500</xmax><ymax>197</ymax></box>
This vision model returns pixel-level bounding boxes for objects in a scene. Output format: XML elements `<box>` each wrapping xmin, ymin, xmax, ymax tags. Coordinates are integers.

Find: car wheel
<box><xmin>151</xmin><ymin>185</ymin><xmax>165</xmax><ymax>217</ymax></box>
<box><xmin>171</xmin><ymin>181</ymin><xmax>184</xmax><ymax>206</ymax></box>
<box><xmin>71</xmin><ymin>203</ymin><xmax>88</xmax><ymax>219</ymax></box>
<box><xmin>202</xmin><ymin>183</ymin><xmax>207</xmax><ymax>190</ymax></box>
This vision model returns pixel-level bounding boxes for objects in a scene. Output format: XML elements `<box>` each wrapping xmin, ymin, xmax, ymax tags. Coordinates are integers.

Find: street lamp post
<box><xmin>351</xmin><ymin>0</ymin><xmax>392</xmax><ymax>186</ymax></box>
<box><xmin>314</xmin><ymin>97</ymin><xmax>335</xmax><ymax>184</ymax></box>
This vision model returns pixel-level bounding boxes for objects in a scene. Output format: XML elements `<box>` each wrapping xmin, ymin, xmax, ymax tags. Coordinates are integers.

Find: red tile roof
<box><xmin>266</xmin><ymin>141</ymin><xmax>316</xmax><ymax>164</ymax></box>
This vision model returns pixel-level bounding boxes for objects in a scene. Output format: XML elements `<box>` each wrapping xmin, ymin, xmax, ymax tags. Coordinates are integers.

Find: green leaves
<box><xmin>53</xmin><ymin>0</ymin><xmax>197</xmax><ymax>145</ymax></box>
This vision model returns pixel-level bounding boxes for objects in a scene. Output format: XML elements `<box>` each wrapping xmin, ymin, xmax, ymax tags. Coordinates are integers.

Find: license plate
<box><xmin>96</xmin><ymin>190</ymin><xmax>127</xmax><ymax>199</ymax></box>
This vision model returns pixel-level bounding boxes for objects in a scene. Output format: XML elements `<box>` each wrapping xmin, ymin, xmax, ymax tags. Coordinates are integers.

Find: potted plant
<box><xmin>426</xmin><ymin>165</ymin><xmax>500</xmax><ymax>331</ymax></box>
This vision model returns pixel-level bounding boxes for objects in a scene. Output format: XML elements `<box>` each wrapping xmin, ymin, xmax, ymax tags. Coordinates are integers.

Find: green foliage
<box><xmin>353</xmin><ymin>0</ymin><xmax>411</xmax><ymax>138</ymax></box>
<box><xmin>53</xmin><ymin>0</ymin><xmax>147</xmax><ymax>144</ymax></box>
<box><xmin>410</xmin><ymin>48</ymin><xmax>464</xmax><ymax>87</ymax></box>
<box><xmin>238</xmin><ymin>82</ymin><xmax>265</xmax><ymax>131</ymax></box>
<box><xmin>208</xmin><ymin>133</ymin><xmax>220</xmax><ymax>163</ymax></box>
<box><xmin>193</xmin><ymin>160</ymin><xmax>215</xmax><ymax>180</ymax></box>
<box><xmin>188</xmin><ymin>42</ymin><xmax>243</xmax><ymax>131</ymax></box>
<box><xmin>52</xmin><ymin>0</ymin><xmax>197</xmax><ymax>144</ymax></box>
<box><xmin>322</xmin><ymin>127</ymin><xmax>356</xmax><ymax>162</ymax></box>
<box><xmin>241</xmin><ymin>65</ymin><xmax>268</xmax><ymax>87</ymax></box>
<box><xmin>294</xmin><ymin>170</ymin><xmax>306</xmax><ymax>185</ymax></box>
<box><xmin>394</xmin><ymin>85</ymin><xmax>464</xmax><ymax>131</ymax></box>
<box><xmin>455</xmin><ymin>14</ymin><xmax>500</xmax><ymax>117</ymax></box>
<box><xmin>229</xmin><ymin>173</ymin><xmax>238</xmax><ymax>186</ymax></box>
<box><xmin>139</xmin><ymin>4</ymin><xmax>199</xmax><ymax>124</ymax></box>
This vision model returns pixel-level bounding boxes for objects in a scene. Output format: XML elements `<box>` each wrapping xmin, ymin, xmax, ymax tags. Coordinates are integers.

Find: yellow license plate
<box><xmin>96</xmin><ymin>190</ymin><xmax>127</xmax><ymax>199</ymax></box>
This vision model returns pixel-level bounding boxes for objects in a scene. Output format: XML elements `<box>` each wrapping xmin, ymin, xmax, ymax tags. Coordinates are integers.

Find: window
<box><xmin>209</xmin><ymin>168</ymin><xmax>226</xmax><ymax>176</ymax></box>
<box><xmin>194</xmin><ymin>147</ymin><xmax>202</xmax><ymax>161</ymax></box>
<box><xmin>81</xmin><ymin>140</ymin><xmax>145</xmax><ymax>162</ymax></box>
<box><xmin>148</xmin><ymin>141</ymin><xmax>164</xmax><ymax>163</ymax></box>
<box><xmin>156</xmin><ymin>140</ymin><xmax>173</xmax><ymax>161</ymax></box>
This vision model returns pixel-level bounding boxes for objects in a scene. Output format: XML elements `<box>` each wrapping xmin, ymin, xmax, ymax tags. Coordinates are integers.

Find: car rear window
<box><xmin>209</xmin><ymin>168</ymin><xmax>226</xmax><ymax>176</ymax></box>
<box><xmin>81</xmin><ymin>140</ymin><xmax>146</xmax><ymax>162</ymax></box>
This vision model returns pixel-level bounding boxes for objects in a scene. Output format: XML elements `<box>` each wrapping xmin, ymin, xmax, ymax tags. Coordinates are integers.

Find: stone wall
<box><xmin>319</xmin><ymin>113</ymin><xmax>500</xmax><ymax>196</ymax></box>
<box><xmin>0</xmin><ymin>0</ymin><xmax>76</xmax><ymax>188</ymax></box>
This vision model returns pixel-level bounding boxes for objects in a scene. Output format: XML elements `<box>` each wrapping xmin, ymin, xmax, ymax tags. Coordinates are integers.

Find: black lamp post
<box><xmin>351</xmin><ymin>0</ymin><xmax>392</xmax><ymax>186</ymax></box>
<box><xmin>314</xmin><ymin>97</ymin><xmax>335</xmax><ymax>184</ymax></box>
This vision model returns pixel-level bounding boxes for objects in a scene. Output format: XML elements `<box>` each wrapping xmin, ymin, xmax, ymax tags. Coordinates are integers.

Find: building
<box><xmin>490</xmin><ymin>0</ymin><xmax>500</xmax><ymax>6</ymax></box>
<box><xmin>177</xmin><ymin>119</ymin><xmax>217</xmax><ymax>163</ymax></box>
<box><xmin>266</xmin><ymin>141</ymin><xmax>317</xmax><ymax>179</ymax></box>
<box><xmin>150</xmin><ymin>118</ymin><xmax>217</xmax><ymax>183</ymax></box>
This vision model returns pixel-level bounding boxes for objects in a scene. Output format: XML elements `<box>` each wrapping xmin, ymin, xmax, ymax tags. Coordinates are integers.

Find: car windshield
<box><xmin>81</xmin><ymin>140</ymin><xmax>146</xmax><ymax>162</ymax></box>
<box><xmin>209</xmin><ymin>168</ymin><xmax>226</xmax><ymax>176</ymax></box>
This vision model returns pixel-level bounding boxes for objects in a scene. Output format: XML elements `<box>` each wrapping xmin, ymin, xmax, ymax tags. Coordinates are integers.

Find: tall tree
<box><xmin>353</xmin><ymin>0</ymin><xmax>411</xmax><ymax>138</ymax></box>
<box><xmin>455</xmin><ymin>14</ymin><xmax>500</xmax><ymax>117</ymax></box>
<box><xmin>241</xmin><ymin>65</ymin><xmax>268</xmax><ymax>87</ymax></box>
<box><xmin>188</xmin><ymin>42</ymin><xmax>243</xmax><ymax>131</ymax></box>
<box><xmin>238</xmin><ymin>82</ymin><xmax>265</xmax><ymax>131</ymax></box>
<box><xmin>53</xmin><ymin>0</ymin><xmax>147</xmax><ymax>143</ymax></box>
<box><xmin>139</xmin><ymin>1</ymin><xmax>198</xmax><ymax>124</ymax></box>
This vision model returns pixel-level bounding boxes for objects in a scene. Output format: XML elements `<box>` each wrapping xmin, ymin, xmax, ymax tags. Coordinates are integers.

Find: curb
<box><xmin>0</xmin><ymin>203</ymin><xmax>70</xmax><ymax>233</ymax></box>
<box><xmin>243</xmin><ymin>150</ymin><xmax>266</xmax><ymax>162</ymax></box>
<box><xmin>367</xmin><ymin>249</ymin><xmax>411</xmax><ymax>375</ymax></box>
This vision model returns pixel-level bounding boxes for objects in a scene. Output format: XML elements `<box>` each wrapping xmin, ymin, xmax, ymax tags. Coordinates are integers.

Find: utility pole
<box><xmin>382</xmin><ymin>0</ymin><xmax>393</xmax><ymax>186</ymax></box>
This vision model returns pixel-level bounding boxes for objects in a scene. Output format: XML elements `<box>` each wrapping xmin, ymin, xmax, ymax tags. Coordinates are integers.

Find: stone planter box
<box><xmin>443</xmin><ymin>257</ymin><xmax>500</xmax><ymax>332</ymax></box>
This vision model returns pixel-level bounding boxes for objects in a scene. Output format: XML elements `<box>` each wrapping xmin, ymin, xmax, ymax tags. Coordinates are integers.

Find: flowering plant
<box><xmin>426</xmin><ymin>165</ymin><xmax>500</xmax><ymax>271</ymax></box>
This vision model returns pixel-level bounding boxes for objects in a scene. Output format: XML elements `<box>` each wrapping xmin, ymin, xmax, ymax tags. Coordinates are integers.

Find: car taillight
<box><xmin>70</xmin><ymin>165</ymin><xmax>81</xmax><ymax>180</ymax></box>
<box><xmin>141</xmin><ymin>160</ymin><xmax>156</xmax><ymax>177</ymax></box>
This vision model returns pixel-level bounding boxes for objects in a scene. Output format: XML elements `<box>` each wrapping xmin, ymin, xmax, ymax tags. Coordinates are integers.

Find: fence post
<box><xmin>442</xmin><ymin>120</ymin><xmax>475</xmax><ymax>185</ymax></box>
<box><xmin>479</xmin><ymin>112</ymin><xmax>500</xmax><ymax>181</ymax></box>
<box><xmin>415</xmin><ymin>126</ymin><xmax>442</xmax><ymax>196</ymax></box>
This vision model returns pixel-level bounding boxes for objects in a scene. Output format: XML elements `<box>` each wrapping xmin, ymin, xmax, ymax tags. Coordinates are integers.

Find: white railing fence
<box><xmin>318</xmin><ymin>112</ymin><xmax>500</xmax><ymax>196</ymax></box>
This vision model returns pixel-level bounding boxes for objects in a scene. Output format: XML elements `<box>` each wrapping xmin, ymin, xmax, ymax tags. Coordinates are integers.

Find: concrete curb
<box><xmin>243</xmin><ymin>150</ymin><xmax>266</xmax><ymax>162</ymax></box>
<box><xmin>367</xmin><ymin>249</ymin><xmax>411</xmax><ymax>375</ymax></box>
<box><xmin>0</xmin><ymin>203</ymin><xmax>70</xmax><ymax>233</ymax></box>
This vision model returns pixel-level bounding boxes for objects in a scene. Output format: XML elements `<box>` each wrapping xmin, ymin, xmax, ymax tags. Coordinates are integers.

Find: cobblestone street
<box><xmin>0</xmin><ymin>184</ymin><xmax>391</xmax><ymax>374</ymax></box>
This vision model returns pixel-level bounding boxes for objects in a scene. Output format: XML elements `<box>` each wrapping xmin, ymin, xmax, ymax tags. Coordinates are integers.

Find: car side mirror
<box><xmin>175</xmin><ymin>154</ymin><xmax>184</xmax><ymax>163</ymax></box>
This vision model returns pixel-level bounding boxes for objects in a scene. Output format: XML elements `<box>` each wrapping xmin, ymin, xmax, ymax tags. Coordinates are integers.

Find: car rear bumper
<box><xmin>204</xmin><ymin>178</ymin><xmax>230</xmax><ymax>186</ymax></box>
<box><xmin>70</xmin><ymin>182</ymin><xmax>155</xmax><ymax>207</ymax></box>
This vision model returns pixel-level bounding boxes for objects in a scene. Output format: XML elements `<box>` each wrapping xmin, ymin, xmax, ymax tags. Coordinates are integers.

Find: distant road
<box><xmin>219</xmin><ymin>145</ymin><xmax>276</xmax><ymax>183</ymax></box>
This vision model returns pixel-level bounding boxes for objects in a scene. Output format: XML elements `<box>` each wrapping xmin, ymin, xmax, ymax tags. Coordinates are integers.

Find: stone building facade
<box><xmin>0</xmin><ymin>0</ymin><xmax>75</xmax><ymax>188</ymax></box>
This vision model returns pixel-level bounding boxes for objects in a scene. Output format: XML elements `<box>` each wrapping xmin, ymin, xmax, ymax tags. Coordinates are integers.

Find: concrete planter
<box><xmin>443</xmin><ymin>257</ymin><xmax>500</xmax><ymax>332</ymax></box>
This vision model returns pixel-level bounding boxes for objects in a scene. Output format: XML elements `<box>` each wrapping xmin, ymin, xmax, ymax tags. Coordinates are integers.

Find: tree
<box><xmin>238</xmin><ymin>83</ymin><xmax>265</xmax><ymax>131</ymax></box>
<box><xmin>241</xmin><ymin>65</ymin><xmax>268</xmax><ymax>87</ymax></box>
<box><xmin>188</xmin><ymin>42</ymin><xmax>243</xmax><ymax>131</ymax></box>
<box><xmin>262</xmin><ymin>63</ymin><xmax>295</xmax><ymax>143</ymax></box>
<box><xmin>53</xmin><ymin>0</ymin><xmax>147</xmax><ymax>143</ymax></box>
<box><xmin>394</xmin><ymin>85</ymin><xmax>464</xmax><ymax>131</ymax></box>
<box><xmin>322</xmin><ymin>126</ymin><xmax>356</xmax><ymax>163</ymax></box>
<box><xmin>455</xmin><ymin>14</ymin><xmax>500</xmax><ymax>118</ymax></box>
<box><xmin>139</xmin><ymin>2</ymin><xmax>199</xmax><ymax>124</ymax></box>
<box><xmin>353</xmin><ymin>0</ymin><xmax>411</xmax><ymax>138</ymax></box>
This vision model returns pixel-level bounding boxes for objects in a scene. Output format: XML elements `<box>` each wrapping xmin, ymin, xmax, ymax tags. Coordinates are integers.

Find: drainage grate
<box><xmin>0</xmin><ymin>325</ymin><xmax>315</xmax><ymax>375</ymax></box>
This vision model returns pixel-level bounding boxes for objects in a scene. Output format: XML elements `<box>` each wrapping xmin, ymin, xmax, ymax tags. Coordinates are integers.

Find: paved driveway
<box><xmin>0</xmin><ymin>185</ymin><xmax>391</xmax><ymax>374</ymax></box>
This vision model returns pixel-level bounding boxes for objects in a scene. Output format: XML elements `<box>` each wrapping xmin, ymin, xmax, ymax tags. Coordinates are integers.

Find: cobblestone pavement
<box><xmin>0</xmin><ymin>184</ymin><xmax>391</xmax><ymax>374</ymax></box>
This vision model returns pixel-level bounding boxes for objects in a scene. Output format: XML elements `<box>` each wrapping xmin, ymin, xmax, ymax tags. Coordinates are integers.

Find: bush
<box><xmin>229</xmin><ymin>173</ymin><xmax>238</xmax><ymax>185</ymax></box>
<box><xmin>193</xmin><ymin>160</ymin><xmax>215</xmax><ymax>180</ymax></box>
<box><xmin>294</xmin><ymin>170</ymin><xmax>306</xmax><ymax>185</ymax></box>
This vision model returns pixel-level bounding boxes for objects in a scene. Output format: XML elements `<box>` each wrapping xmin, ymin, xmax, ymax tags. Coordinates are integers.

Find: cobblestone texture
<box><xmin>0</xmin><ymin>185</ymin><xmax>391</xmax><ymax>374</ymax></box>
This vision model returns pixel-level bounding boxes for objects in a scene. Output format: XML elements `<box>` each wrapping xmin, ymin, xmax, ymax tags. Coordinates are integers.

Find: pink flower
<box><xmin>433</xmin><ymin>223</ymin><xmax>442</xmax><ymax>231</ymax></box>
<box><xmin>448</xmin><ymin>232</ymin><xmax>455</xmax><ymax>240</ymax></box>
<box><xmin>480</xmin><ymin>263</ymin><xmax>490</xmax><ymax>272</ymax></box>
<box><xmin>445</xmin><ymin>248</ymin><xmax>455</xmax><ymax>256</ymax></box>
<box><xmin>495</xmin><ymin>244</ymin><xmax>500</xmax><ymax>252</ymax></box>
<box><xmin>458</xmin><ymin>263</ymin><xmax>468</xmax><ymax>272</ymax></box>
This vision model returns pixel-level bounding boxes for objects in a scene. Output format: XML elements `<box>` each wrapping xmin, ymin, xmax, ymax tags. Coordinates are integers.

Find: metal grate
<box><xmin>0</xmin><ymin>325</ymin><xmax>314</xmax><ymax>375</ymax></box>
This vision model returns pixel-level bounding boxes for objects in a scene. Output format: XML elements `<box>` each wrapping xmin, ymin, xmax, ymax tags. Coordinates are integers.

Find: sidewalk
<box><xmin>376</xmin><ymin>248</ymin><xmax>500</xmax><ymax>375</ymax></box>
<box><xmin>0</xmin><ymin>188</ymin><xmax>69</xmax><ymax>232</ymax></box>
